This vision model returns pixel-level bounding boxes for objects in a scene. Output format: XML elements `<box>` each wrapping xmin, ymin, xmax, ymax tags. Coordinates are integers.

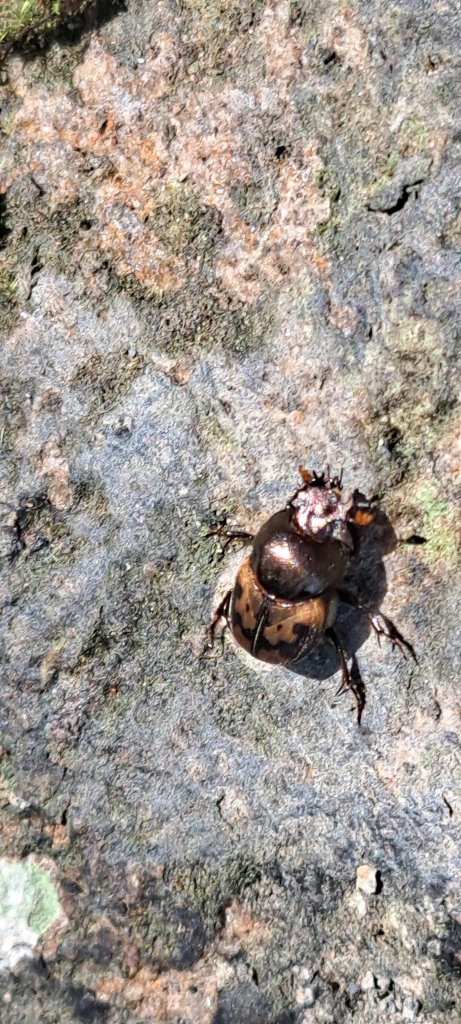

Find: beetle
<box><xmin>206</xmin><ymin>467</ymin><xmax>416</xmax><ymax>722</ymax></box>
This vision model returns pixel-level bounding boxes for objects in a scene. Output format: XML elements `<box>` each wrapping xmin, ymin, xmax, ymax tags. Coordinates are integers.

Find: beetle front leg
<box><xmin>206</xmin><ymin>527</ymin><xmax>254</xmax><ymax>560</ymax></box>
<box><xmin>338</xmin><ymin>588</ymin><xmax>417</xmax><ymax>663</ymax></box>
<box><xmin>203</xmin><ymin>589</ymin><xmax>232</xmax><ymax>656</ymax></box>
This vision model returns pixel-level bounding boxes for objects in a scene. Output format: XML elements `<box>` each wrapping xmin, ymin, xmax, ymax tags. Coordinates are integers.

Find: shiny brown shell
<box><xmin>229</xmin><ymin>557</ymin><xmax>338</xmax><ymax>666</ymax></box>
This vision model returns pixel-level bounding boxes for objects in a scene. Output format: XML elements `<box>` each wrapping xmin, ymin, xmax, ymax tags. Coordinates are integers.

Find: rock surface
<box><xmin>0</xmin><ymin>1</ymin><xmax>460</xmax><ymax>1021</ymax></box>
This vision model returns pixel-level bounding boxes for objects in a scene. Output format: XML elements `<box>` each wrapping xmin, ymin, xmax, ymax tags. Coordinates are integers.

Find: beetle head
<box><xmin>288</xmin><ymin>468</ymin><xmax>378</xmax><ymax>549</ymax></box>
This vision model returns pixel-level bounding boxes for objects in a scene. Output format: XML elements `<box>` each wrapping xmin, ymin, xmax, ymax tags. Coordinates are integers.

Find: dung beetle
<box><xmin>206</xmin><ymin>467</ymin><xmax>417</xmax><ymax>722</ymax></box>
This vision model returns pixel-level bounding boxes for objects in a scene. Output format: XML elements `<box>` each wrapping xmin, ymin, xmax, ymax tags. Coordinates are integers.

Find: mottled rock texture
<box><xmin>0</xmin><ymin>0</ymin><xmax>460</xmax><ymax>1021</ymax></box>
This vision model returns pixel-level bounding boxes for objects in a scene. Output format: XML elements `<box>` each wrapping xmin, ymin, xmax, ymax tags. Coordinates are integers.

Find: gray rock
<box><xmin>0</xmin><ymin>1</ymin><xmax>460</xmax><ymax>1022</ymax></box>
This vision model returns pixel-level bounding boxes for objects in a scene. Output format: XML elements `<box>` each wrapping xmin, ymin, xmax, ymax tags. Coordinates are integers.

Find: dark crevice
<box><xmin>322</xmin><ymin>48</ymin><xmax>339</xmax><ymax>66</ymax></box>
<box><xmin>28</xmin><ymin>247</ymin><xmax>44</xmax><ymax>298</ymax></box>
<box><xmin>442</xmin><ymin>795</ymin><xmax>453</xmax><ymax>817</ymax></box>
<box><xmin>367</xmin><ymin>180</ymin><xmax>425</xmax><ymax>215</ymax></box>
<box><xmin>30</xmin><ymin>175</ymin><xmax>45</xmax><ymax>197</ymax></box>
<box><xmin>0</xmin><ymin>192</ymin><xmax>11</xmax><ymax>249</ymax></box>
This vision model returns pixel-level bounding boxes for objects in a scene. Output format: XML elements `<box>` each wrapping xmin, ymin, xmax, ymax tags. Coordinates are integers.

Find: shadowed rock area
<box><xmin>0</xmin><ymin>1</ymin><xmax>460</xmax><ymax>1021</ymax></box>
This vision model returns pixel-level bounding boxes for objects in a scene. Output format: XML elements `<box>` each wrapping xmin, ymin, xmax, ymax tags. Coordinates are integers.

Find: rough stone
<box><xmin>0</xmin><ymin>0</ymin><xmax>460</xmax><ymax>1022</ymax></box>
<box><xmin>356</xmin><ymin>863</ymin><xmax>379</xmax><ymax>895</ymax></box>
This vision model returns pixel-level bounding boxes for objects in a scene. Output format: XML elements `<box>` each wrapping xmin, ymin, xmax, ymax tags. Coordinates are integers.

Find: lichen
<box><xmin>416</xmin><ymin>483</ymin><xmax>459</xmax><ymax>568</ymax></box>
<box><xmin>0</xmin><ymin>859</ymin><xmax>61</xmax><ymax>970</ymax></box>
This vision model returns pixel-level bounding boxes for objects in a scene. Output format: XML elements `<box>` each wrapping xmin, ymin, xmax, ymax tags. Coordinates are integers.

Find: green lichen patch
<box><xmin>0</xmin><ymin>858</ymin><xmax>61</xmax><ymax>970</ymax></box>
<box><xmin>399</xmin><ymin>116</ymin><xmax>432</xmax><ymax>153</ymax></box>
<box><xmin>416</xmin><ymin>483</ymin><xmax>459</xmax><ymax>569</ymax></box>
<box><xmin>26</xmin><ymin>863</ymin><xmax>60</xmax><ymax>933</ymax></box>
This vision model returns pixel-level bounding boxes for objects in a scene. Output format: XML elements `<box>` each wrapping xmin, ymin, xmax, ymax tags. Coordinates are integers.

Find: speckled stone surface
<box><xmin>0</xmin><ymin>1</ymin><xmax>460</xmax><ymax>1021</ymax></box>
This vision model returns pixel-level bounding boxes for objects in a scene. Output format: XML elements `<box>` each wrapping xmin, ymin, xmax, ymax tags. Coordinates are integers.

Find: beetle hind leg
<box><xmin>203</xmin><ymin>589</ymin><xmax>232</xmax><ymax>657</ymax></box>
<box><xmin>338</xmin><ymin>588</ymin><xmax>417</xmax><ymax>663</ymax></box>
<box><xmin>368</xmin><ymin>612</ymin><xmax>417</xmax><ymax>663</ymax></box>
<box><xmin>326</xmin><ymin>627</ymin><xmax>365</xmax><ymax>725</ymax></box>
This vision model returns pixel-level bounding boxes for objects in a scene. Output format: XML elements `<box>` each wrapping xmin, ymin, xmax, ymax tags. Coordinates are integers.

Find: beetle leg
<box><xmin>325</xmin><ymin>627</ymin><xmax>365</xmax><ymax>725</ymax></box>
<box><xmin>369</xmin><ymin>612</ymin><xmax>417</xmax><ymax>663</ymax></box>
<box><xmin>203</xmin><ymin>589</ymin><xmax>232</xmax><ymax>656</ymax></box>
<box><xmin>206</xmin><ymin>527</ymin><xmax>254</xmax><ymax>561</ymax></box>
<box><xmin>338</xmin><ymin>588</ymin><xmax>417</xmax><ymax>663</ymax></box>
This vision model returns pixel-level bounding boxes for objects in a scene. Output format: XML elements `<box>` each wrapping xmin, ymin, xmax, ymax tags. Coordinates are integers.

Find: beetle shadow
<box><xmin>290</xmin><ymin>510</ymin><xmax>399</xmax><ymax>683</ymax></box>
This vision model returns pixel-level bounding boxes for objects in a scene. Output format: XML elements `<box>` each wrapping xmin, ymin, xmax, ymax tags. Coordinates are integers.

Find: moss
<box><xmin>361</xmin><ymin>318</ymin><xmax>456</xmax><ymax>485</ymax></box>
<box><xmin>179</xmin><ymin>0</ymin><xmax>267</xmax><ymax>79</ymax></box>
<box><xmin>416</xmin><ymin>483</ymin><xmax>459</xmax><ymax>568</ymax></box>
<box><xmin>230</xmin><ymin>180</ymin><xmax>278</xmax><ymax>229</ymax></box>
<box><xmin>0</xmin><ymin>750</ymin><xmax>16</xmax><ymax>808</ymax></box>
<box><xmin>232</xmin><ymin>298</ymin><xmax>278</xmax><ymax>357</ymax></box>
<box><xmin>142</xmin><ymin>283</ymin><xmax>275</xmax><ymax>360</ymax></box>
<box><xmin>0</xmin><ymin>0</ymin><xmax>91</xmax><ymax>50</ymax></box>
<box><xmin>0</xmin><ymin>0</ymin><xmax>43</xmax><ymax>45</ymax></box>
<box><xmin>0</xmin><ymin>267</ymin><xmax>17</xmax><ymax>317</ymax></box>
<box><xmin>149</xmin><ymin>183</ymin><xmax>222</xmax><ymax>252</ymax></box>
<box><xmin>74</xmin><ymin>477</ymin><xmax>110</xmax><ymax>521</ymax></box>
<box><xmin>166</xmin><ymin>855</ymin><xmax>262</xmax><ymax>926</ymax></box>
<box><xmin>0</xmin><ymin>376</ymin><xmax>36</xmax><ymax>456</ymax></box>
<box><xmin>179</xmin><ymin>0</ymin><xmax>264</xmax><ymax>52</ymax></box>
<box><xmin>70</xmin><ymin>351</ymin><xmax>146</xmax><ymax>416</ymax></box>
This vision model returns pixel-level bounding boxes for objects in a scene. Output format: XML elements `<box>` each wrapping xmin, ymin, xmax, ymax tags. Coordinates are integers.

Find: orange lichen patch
<box><xmin>221</xmin><ymin>900</ymin><xmax>271</xmax><ymax>948</ymax></box>
<box><xmin>327</xmin><ymin>299</ymin><xmax>358</xmax><ymax>334</ymax></box>
<box><xmin>42</xmin><ymin>823</ymin><xmax>70</xmax><ymax>850</ymax></box>
<box><xmin>4</xmin><ymin>15</ymin><xmax>335</xmax><ymax>303</ymax></box>
<box><xmin>437</xmin><ymin>701</ymin><xmax>461</xmax><ymax>734</ymax></box>
<box><xmin>95</xmin><ymin>899</ymin><xmax>270</xmax><ymax>1019</ymax></box>
<box><xmin>38</xmin><ymin>438</ymin><xmax>74</xmax><ymax>512</ymax></box>
<box><xmin>98</xmin><ymin>219</ymin><xmax>183</xmax><ymax>294</ymax></box>
<box><xmin>257</xmin><ymin>1</ymin><xmax>302</xmax><ymax>87</ymax></box>
<box><xmin>215</xmin><ymin>156</ymin><xmax>331</xmax><ymax>302</ymax></box>
<box><xmin>325</xmin><ymin>11</ymin><xmax>372</xmax><ymax>73</ymax></box>
<box><xmin>72</xmin><ymin>45</ymin><xmax>119</xmax><ymax>108</ymax></box>
<box><xmin>96</xmin><ymin>962</ymin><xmax>218</xmax><ymax>1023</ymax></box>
